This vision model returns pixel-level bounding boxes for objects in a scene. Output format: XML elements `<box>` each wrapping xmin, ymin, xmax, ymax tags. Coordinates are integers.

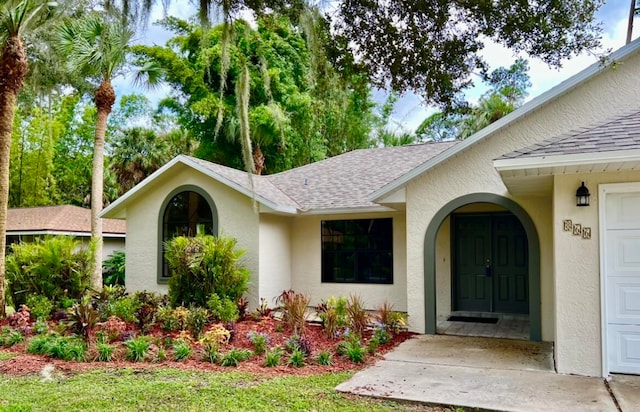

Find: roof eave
<box><xmin>369</xmin><ymin>39</ymin><xmax>640</xmax><ymax>203</ymax></box>
<box><xmin>6</xmin><ymin>230</ymin><xmax>126</xmax><ymax>238</ymax></box>
<box><xmin>493</xmin><ymin>149</ymin><xmax>640</xmax><ymax>171</ymax></box>
<box><xmin>299</xmin><ymin>205</ymin><xmax>399</xmax><ymax>215</ymax></box>
<box><xmin>101</xmin><ymin>155</ymin><xmax>299</xmax><ymax>218</ymax></box>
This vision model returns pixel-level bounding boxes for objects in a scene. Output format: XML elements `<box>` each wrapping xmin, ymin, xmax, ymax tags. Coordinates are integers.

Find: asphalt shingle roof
<box><xmin>186</xmin><ymin>156</ymin><xmax>303</xmax><ymax>210</ymax></box>
<box><xmin>499</xmin><ymin>109</ymin><xmax>640</xmax><ymax>160</ymax></box>
<box><xmin>187</xmin><ymin>142</ymin><xmax>459</xmax><ymax>211</ymax></box>
<box><xmin>268</xmin><ymin>142</ymin><xmax>459</xmax><ymax>210</ymax></box>
<box><xmin>8</xmin><ymin>205</ymin><xmax>126</xmax><ymax>235</ymax></box>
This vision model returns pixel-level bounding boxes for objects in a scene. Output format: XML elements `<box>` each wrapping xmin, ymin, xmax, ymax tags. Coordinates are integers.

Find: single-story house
<box><xmin>102</xmin><ymin>39</ymin><xmax>640</xmax><ymax>378</ymax></box>
<box><xmin>8</xmin><ymin>205</ymin><xmax>126</xmax><ymax>260</ymax></box>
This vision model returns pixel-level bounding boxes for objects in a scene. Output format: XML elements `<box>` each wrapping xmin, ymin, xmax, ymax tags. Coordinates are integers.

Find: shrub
<box><xmin>133</xmin><ymin>292</ymin><xmax>162</xmax><ymax>333</ymax></box>
<box><xmin>199</xmin><ymin>329</ymin><xmax>222</xmax><ymax>363</ymax></box>
<box><xmin>27</xmin><ymin>334</ymin><xmax>86</xmax><ymax>361</ymax></box>
<box><xmin>371</xmin><ymin>322</ymin><xmax>391</xmax><ymax>345</ymax></box>
<box><xmin>6</xmin><ymin>236</ymin><xmax>91</xmax><ymax>308</ymax></box>
<box><xmin>252</xmin><ymin>298</ymin><xmax>272</xmax><ymax>320</ymax></box>
<box><xmin>316</xmin><ymin>350</ymin><xmax>332</xmax><ymax>366</ymax></box>
<box><xmin>156</xmin><ymin>347</ymin><xmax>167</xmax><ymax>362</ymax></box>
<box><xmin>8</xmin><ymin>305</ymin><xmax>31</xmax><ymax>332</ymax></box>
<box><xmin>220</xmin><ymin>348</ymin><xmax>251</xmax><ymax>367</ymax></box>
<box><xmin>100</xmin><ymin>316</ymin><xmax>128</xmax><ymax>342</ymax></box>
<box><xmin>236</xmin><ymin>297</ymin><xmax>249</xmax><ymax>320</ymax></box>
<box><xmin>49</xmin><ymin>337</ymin><xmax>86</xmax><ymax>361</ymax></box>
<box><xmin>367</xmin><ymin>338</ymin><xmax>379</xmax><ymax>354</ymax></box>
<box><xmin>165</xmin><ymin>235</ymin><xmax>250</xmax><ymax>307</ymax></box>
<box><xmin>339</xmin><ymin>338</ymin><xmax>366</xmax><ymax>363</ymax></box>
<box><xmin>96</xmin><ymin>342</ymin><xmax>114</xmax><ymax>362</ymax></box>
<box><xmin>105</xmin><ymin>296</ymin><xmax>139</xmax><ymax>323</ymax></box>
<box><xmin>156</xmin><ymin>306</ymin><xmax>179</xmax><ymax>332</ymax></box>
<box><xmin>102</xmin><ymin>251</ymin><xmax>125</xmax><ymax>286</ymax></box>
<box><xmin>316</xmin><ymin>296</ymin><xmax>348</xmax><ymax>338</ymax></box>
<box><xmin>374</xmin><ymin>301</ymin><xmax>407</xmax><ymax>333</ymax></box>
<box><xmin>224</xmin><ymin>321</ymin><xmax>237</xmax><ymax>342</ymax></box>
<box><xmin>125</xmin><ymin>336</ymin><xmax>151</xmax><ymax>362</ymax></box>
<box><xmin>172</xmin><ymin>307</ymin><xmax>191</xmax><ymax>331</ymax></box>
<box><xmin>264</xmin><ymin>348</ymin><xmax>282</xmax><ymax>367</ymax></box>
<box><xmin>0</xmin><ymin>327</ymin><xmax>24</xmax><ymax>347</ymax></box>
<box><xmin>285</xmin><ymin>335</ymin><xmax>311</xmax><ymax>356</ymax></box>
<box><xmin>187</xmin><ymin>307</ymin><xmax>210</xmax><ymax>339</ymax></box>
<box><xmin>200</xmin><ymin>325</ymin><xmax>231</xmax><ymax>352</ymax></box>
<box><xmin>26</xmin><ymin>295</ymin><xmax>53</xmax><ymax>320</ymax></box>
<box><xmin>287</xmin><ymin>348</ymin><xmax>305</xmax><ymax>368</ymax></box>
<box><xmin>26</xmin><ymin>334</ymin><xmax>50</xmax><ymax>355</ymax></box>
<box><xmin>59</xmin><ymin>297</ymin><xmax>78</xmax><ymax>310</ymax></box>
<box><xmin>207</xmin><ymin>294</ymin><xmax>239</xmax><ymax>323</ymax></box>
<box><xmin>247</xmin><ymin>331</ymin><xmax>270</xmax><ymax>355</ymax></box>
<box><xmin>276</xmin><ymin>290</ymin><xmax>310</xmax><ymax>336</ymax></box>
<box><xmin>66</xmin><ymin>303</ymin><xmax>98</xmax><ymax>341</ymax></box>
<box><xmin>346</xmin><ymin>294</ymin><xmax>369</xmax><ymax>337</ymax></box>
<box><xmin>92</xmin><ymin>285</ymin><xmax>127</xmax><ymax>319</ymax></box>
<box><xmin>172</xmin><ymin>339</ymin><xmax>192</xmax><ymax>361</ymax></box>
<box><xmin>199</xmin><ymin>330</ymin><xmax>222</xmax><ymax>363</ymax></box>
<box><xmin>33</xmin><ymin>319</ymin><xmax>49</xmax><ymax>335</ymax></box>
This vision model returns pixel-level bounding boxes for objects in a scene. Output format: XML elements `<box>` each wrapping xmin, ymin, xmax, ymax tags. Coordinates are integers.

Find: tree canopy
<box><xmin>134</xmin><ymin>15</ymin><xmax>377</xmax><ymax>174</ymax></box>
<box><xmin>115</xmin><ymin>0</ymin><xmax>604</xmax><ymax>110</ymax></box>
<box><xmin>416</xmin><ymin>58</ymin><xmax>532</xmax><ymax>141</ymax></box>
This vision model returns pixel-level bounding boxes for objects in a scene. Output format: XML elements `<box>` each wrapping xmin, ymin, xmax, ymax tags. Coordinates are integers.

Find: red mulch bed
<box><xmin>0</xmin><ymin>317</ymin><xmax>415</xmax><ymax>377</ymax></box>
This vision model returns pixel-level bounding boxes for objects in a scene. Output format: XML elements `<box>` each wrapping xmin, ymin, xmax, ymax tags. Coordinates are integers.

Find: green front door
<box><xmin>453</xmin><ymin>213</ymin><xmax>529</xmax><ymax>314</ymax></box>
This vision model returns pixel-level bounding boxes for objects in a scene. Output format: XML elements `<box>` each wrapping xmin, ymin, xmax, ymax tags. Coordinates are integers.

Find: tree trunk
<box><xmin>0</xmin><ymin>90</ymin><xmax>17</xmax><ymax>319</ymax></box>
<box><xmin>91</xmin><ymin>80</ymin><xmax>116</xmax><ymax>291</ymax></box>
<box><xmin>253</xmin><ymin>145</ymin><xmax>265</xmax><ymax>175</ymax></box>
<box><xmin>627</xmin><ymin>0</ymin><xmax>636</xmax><ymax>44</ymax></box>
<box><xmin>0</xmin><ymin>35</ymin><xmax>28</xmax><ymax>318</ymax></box>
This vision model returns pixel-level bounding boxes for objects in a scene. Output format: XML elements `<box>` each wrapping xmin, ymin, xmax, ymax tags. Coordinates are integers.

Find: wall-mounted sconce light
<box><xmin>576</xmin><ymin>182</ymin><xmax>590</xmax><ymax>207</ymax></box>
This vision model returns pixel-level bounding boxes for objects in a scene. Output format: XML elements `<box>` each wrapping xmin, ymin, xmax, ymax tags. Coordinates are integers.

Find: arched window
<box><xmin>158</xmin><ymin>186</ymin><xmax>218</xmax><ymax>283</ymax></box>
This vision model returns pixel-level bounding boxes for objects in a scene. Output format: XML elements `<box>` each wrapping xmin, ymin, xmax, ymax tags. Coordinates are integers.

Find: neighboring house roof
<box><xmin>8</xmin><ymin>205</ymin><xmax>126</xmax><ymax>237</ymax></box>
<box><xmin>367</xmin><ymin>38</ymin><xmax>640</xmax><ymax>203</ymax></box>
<box><xmin>101</xmin><ymin>141</ymin><xmax>459</xmax><ymax>217</ymax></box>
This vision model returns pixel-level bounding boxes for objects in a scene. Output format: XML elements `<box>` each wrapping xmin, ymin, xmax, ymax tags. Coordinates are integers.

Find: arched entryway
<box><xmin>157</xmin><ymin>185</ymin><xmax>219</xmax><ymax>284</ymax></box>
<box><xmin>424</xmin><ymin>193</ymin><xmax>541</xmax><ymax>341</ymax></box>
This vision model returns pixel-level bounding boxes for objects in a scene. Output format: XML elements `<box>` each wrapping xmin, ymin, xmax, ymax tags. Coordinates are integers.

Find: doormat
<box><xmin>447</xmin><ymin>315</ymin><xmax>499</xmax><ymax>324</ymax></box>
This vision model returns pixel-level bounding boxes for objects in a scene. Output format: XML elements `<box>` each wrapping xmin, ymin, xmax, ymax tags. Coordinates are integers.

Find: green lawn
<box><xmin>0</xmin><ymin>351</ymin><xmax>15</xmax><ymax>361</ymax></box>
<box><xmin>0</xmin><ymin>368</ymin><xmax>450</xmax><ymax>412</ymax></box>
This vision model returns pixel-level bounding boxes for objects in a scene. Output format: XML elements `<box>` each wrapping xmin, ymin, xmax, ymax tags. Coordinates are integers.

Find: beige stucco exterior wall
<box><xmin>103</xmin><ymin>238</ymin><xmax>125</xmax><ymax>260</ymax></box>
<box><xmin>404</xmin><ymin>50</ymin><xmax>640</xmax><ymax>347</ymax></box>
<box><xmin>258</xmin><ymin>214</ymin><xmax>292</xmax><ymax>306</ymax></box>
<box><xmin>124</xmin><ymin>164</ymin><xmax>260</xmax><ymax>308</ymax></box>
<box><xmin>290</xmin><ymin>212</ymin><xmax>407</xmax><ymax>311</ymax></box>
<box><xmin>553</xmin><ymin>171</ymin><xmax>640</xmax><ymax>376</ymax></box>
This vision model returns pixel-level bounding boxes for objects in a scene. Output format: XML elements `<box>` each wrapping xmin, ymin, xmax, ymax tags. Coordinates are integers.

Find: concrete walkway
<box><xmin>336</xmin><ymin>335</ymin><xmax>640</xmax><ymax>412</ymax></box>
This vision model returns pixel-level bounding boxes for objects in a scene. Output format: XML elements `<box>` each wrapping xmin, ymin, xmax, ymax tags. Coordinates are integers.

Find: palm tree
<box><xmin>55</xmin><ymin>14</ymin><xmax>133</xmax><ymax>290</ymax></box>
<box><xmin>0</xmin><ymin>0</ymin><xmax>57</xmax><ymax>318</ymax></box>
<box><xmin>110</xmin><ymin>127</ymin><xmax>172</xmax><ymax>193</ymax></box>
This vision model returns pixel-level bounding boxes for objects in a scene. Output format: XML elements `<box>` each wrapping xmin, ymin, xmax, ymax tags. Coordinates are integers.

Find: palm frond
<box><xmin>0</xmin><ymin>0</ymin><xmax>57</xmax><ymax>38</ymax></box>
<box><xmin>54</xmin><ymin>13</ymin><xmax>133</xmax><ymax>81</ymax></box>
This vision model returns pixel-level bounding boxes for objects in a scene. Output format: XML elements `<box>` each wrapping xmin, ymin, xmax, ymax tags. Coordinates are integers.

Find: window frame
<box><xmin>157</xmin><ymin>185</ymin><xmax>218</xmax><ymax>284</ymax></box>
<box><xmin>321</xmin><ymin>217</ymin><xmax>393</xmax><ymax>284</ymax></box>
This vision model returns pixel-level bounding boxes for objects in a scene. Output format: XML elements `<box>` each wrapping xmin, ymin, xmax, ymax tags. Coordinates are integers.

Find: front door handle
<box><xmin>485</xmin><ymin>258</ymin><xmax>492</xmax><ymax>277</ymax></box>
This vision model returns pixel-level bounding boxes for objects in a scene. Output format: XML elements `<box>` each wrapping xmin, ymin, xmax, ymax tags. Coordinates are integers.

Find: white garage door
<box><xmin>605</xmin><ymin>191</ymin><xmax>640</xmax><ymax>375</ymax></box>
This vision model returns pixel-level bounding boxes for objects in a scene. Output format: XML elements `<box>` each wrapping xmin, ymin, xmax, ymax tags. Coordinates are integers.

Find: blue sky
<box><xmin>114</xmin><ymin>1</ymin><xmax>639</xmax><ymax>133</ymax></box>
